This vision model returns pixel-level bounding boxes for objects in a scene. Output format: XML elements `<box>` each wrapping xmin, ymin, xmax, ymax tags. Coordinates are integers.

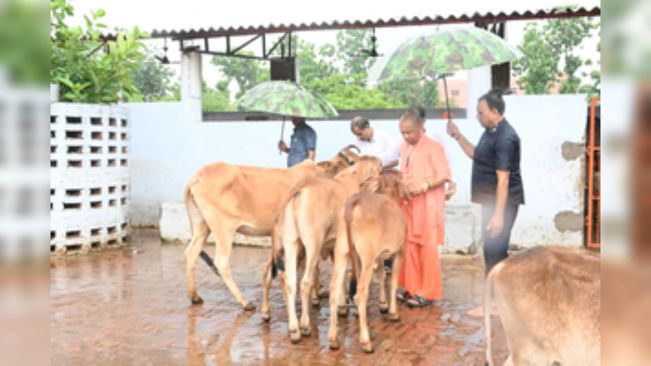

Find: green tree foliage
<box><xmin>305</xmin><ymin>73</ymin><xmax>399</xmax><ymax>109</ymax></box>
<box><xmin>578</xmin><ymin>40</ymin><xmax>601</xmax><ymax>99</ymax></box>
<box><xmin>378</xmin><ymin>79</ymin><xmax>440</xmax><ymax>108</ymax></box>
<box><xmin>544</xmin><ymin>16</ymin><xmax>596</xmax><ymax>93</ymax></box>
<box><xmin>0</xmin><ymin>0</ymin><xmax>49</xmax><ymax>85</ymax></box>
<box><xmin>335</xmin><ymin>29</ymin><xmax>375</xmax><ymax>75</ymax></box>
<box><xmin>211</xmin><ymin>52</ymin><xmax>270</xmax><ymax>98</ymax></box>
<box><xmin>130</xmin><ymin>50</ymin><xmax>175</xmax><ymax>102</ymax></box>
<box><xmin>294</xmin><ymin>38</ymin><xmax>337</xmax><ymax>84</ymax></box>
<box><xmin>51</xmin><ymin>0</ymin><xmax>148</xmax><ymax>103</ymax></box>
<box><xmin>202</xmin><ymin>80</ymin><xmax>235</xmax><ymax>112</ymax></box>
<box><xmin>513</xmin><ymin>14</ymin><xmax>599</xmax><ymax>96</ymax></box>
<box><xmin>512</xmin><ymin>23</ymin><xmax>560</xmax><ymax>94</ymax></box>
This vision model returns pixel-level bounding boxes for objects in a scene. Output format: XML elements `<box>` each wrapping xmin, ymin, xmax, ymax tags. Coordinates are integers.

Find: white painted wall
<box><xmin>127</xmin><ymin>94</ymin><xmax>587</xmax><ymax>248</ymax></box>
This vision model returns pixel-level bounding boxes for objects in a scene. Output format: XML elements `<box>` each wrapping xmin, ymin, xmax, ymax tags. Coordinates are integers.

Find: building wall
<box><xmin>126</xmin><ymin>94</ymin><xmax>587</xmax><ymax>249</ymax></box>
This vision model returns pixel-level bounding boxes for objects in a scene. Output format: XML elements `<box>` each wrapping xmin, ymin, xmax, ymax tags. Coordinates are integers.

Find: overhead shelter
<box><xmin>102</xmin><ymin>6</ymin><xmax>600</xmax><ymax>122</ymax></box>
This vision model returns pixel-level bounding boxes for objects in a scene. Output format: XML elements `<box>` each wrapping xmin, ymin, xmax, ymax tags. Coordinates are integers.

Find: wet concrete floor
<box><xmin>51</xmin><ymin>229</ymin><xmax>508</xmax><ymax>365</ymax></box>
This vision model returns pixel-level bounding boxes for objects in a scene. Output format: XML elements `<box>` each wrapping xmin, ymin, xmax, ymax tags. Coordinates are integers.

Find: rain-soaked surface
<box><xmin>51</xmin><ymin>229</ymin><xmax>508</xmax><ymax>365</ymax></box>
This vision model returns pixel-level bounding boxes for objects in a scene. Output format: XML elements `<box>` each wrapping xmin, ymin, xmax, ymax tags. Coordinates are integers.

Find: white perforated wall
<box><xmin>50</xmin><ymin>104</ymin><xmax>130</xmax><ymax>253</ymax></box>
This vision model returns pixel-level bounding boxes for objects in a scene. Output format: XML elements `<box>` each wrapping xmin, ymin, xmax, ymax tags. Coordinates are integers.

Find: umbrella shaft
<box><xmin>443</xmin><ymin>77</ymin><xmax>451</xmax><ymax>122</ymax></box>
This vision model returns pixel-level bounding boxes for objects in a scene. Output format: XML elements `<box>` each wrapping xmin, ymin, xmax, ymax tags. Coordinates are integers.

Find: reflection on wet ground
<box><xmin>51</xmin><ymin>229</ymin><xmax>507</xmax><ymax>365</ymax></box>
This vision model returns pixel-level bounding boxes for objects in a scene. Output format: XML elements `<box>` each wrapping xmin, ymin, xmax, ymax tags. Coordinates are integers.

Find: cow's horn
<box><xmin>344</xmin><ymin>144</ymin><xmax>361</xmax><ymax>153</ymax></box>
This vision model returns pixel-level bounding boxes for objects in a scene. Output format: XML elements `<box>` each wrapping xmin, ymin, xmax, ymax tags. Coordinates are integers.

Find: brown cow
<box><xmin>263</xmin><ymin>156</ymin><xmax>382</xmax><ymax>343</ymax></box>
<box><xmin>327</xmin><ymin>170</ymin><xmax>409</xmax><ymax>353</ymax></box>
<box><xmin>484</xmin><ymin>246</ymin><xmax>600</xmax><ymax>366</ymax></box>
<box><xmin>183</xmin><ymin>147</ymin><xmax>359</xmax><ymax>310</ymax></box>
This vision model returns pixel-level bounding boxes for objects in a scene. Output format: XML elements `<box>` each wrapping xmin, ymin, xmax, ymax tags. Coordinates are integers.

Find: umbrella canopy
<box><xmin>236</xmin><ymin>80</ymin><xmax>338</xmax><ymax>119</ymax></box>
<box><xmin>367</xmin><ymin>25</ymin><xmax>522</xmax><ymax>83</ymax></box>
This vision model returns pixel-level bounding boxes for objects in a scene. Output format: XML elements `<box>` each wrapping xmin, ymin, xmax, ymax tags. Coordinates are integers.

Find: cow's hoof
<box><xmin>318</xmin><ymin>289</ymin><xmax>330</xmax><ymax>299</ymax></box>
<box><xmin>387</xmin><ymin>313</ymin><xmax>400</xmax><ymax>322</ymax></box>
<box><xmin>261</xmin><ymin>312</ymin><xmax>271</xmax><ymax>323</ymax></box>
<box><xmin>300</xmin><ymin>326</ymin><xmax>311</xmax><ymax>337</ymax></box>
<box><xmin>337</xmin><ymin>306</ymin><xmax>349</xmax><ymax>317</ymax></box>
<box><xmin>361</xmin><ymin>342</ymin><xmax>374</xmax><ymax>354</ymax></box>
<box><xmin>289</xmin><ymin>330</ymin><xmax>301</xmax><ymax>344</ymax></box>
<box><xmin>191</xmin><ymin>295</ymin><xmax>204</xmax><ymax>305</ymax></box>
<box><xmin>243</xmin><ymin>302</ymin><xmax>256</xmax><ymax>311</ymax></box>
<box><xmin>328</xmin><ymin>338</ymin><xmax>340</xmax><ymax>350</ymax></box>
<box><xmin>379</xmin><ymin>302</ymin><xmax>389</xmax><ymax>314</ymax></box>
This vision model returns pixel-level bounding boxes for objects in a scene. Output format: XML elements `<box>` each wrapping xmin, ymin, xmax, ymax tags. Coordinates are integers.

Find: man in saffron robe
<box><xmin>397</xmin><ymin>109</ymin><xmax>452</xmax><ymax>307</ymax></box>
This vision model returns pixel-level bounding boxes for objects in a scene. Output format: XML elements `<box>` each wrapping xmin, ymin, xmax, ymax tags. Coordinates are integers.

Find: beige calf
<box><xmin>327</xmin><ymin>171</ymin><xmax>409</xmax><ymax>353</ymax></box>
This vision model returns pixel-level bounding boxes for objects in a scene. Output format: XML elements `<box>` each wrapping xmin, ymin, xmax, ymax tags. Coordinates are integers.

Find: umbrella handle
<box><xmin>279</xmin><ymin>117</ymin><xmax>286</xmax><ymax>155</ymax></box>
<box><xmin>442</xmin><ymin>76</ymin><xmax>452</xmax><ymax>123</ymax></box>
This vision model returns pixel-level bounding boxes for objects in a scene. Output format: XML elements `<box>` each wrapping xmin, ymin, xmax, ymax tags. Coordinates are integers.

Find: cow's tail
<box><xmin>484</xmin><ymin>267</ymin><xmax>497</xmax><ymax>366</ymax></box>
<box><xmin>345</xmin><ymin>194</ymin><xmax>361</xmax><ymax>302</ymax></box>
<box><xmin>271</xmin><ymin>207</ymin><xmax>287</xmax><ymax>279</ymax></box>
<box><xmin>185</xmin><ymin>178</ymin><xmax>221</xmax><ymax>277</ymax></box>
<box><xmin>270</xmin><ymin>222</ymin><xmax>280</xmax><ymax>279</ymax></box>
<box><xmin>271</xmin><ymin>185</ymin><xmax>307</xmax><ymax>279</ymax></box>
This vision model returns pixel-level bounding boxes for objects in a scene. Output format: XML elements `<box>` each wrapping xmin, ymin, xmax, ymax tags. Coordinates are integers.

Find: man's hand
<box><xmin>447</xmin><ymin>120</ymin><xmax>461</xmax><ymax>140</ymax></box>
<box><xmin>487</xmin><ymin>214</ymin><xmax>504</xmax><ymax>239</ymax></box>
<box><xmin>445</xmin><ymin>181</ymin><xmax>457</xmax><ymax>200</ymax></box>
<box><xmin>408</xmin><ymin>182</ymin><xmax>429</xmax><ymax>197</ymax></box>
<box><xmin>408</xmin><ymin>188</ymin><xmax>422</xmax><ymax>197</ymax></box>
<box><xmin>277</xmin><ymin>140</ymin><xmax>288</xmax><ymax>153</ymax></box>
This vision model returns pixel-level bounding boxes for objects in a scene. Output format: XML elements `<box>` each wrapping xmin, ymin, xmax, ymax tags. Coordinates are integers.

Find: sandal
<box><xmin>397</xmin><ymin>290</ymin><xmax>411</xmax><ymax>302</ymax></box>
<box><xmin>407</xmin><ymin>295</ymin><xmax>433</xmax><ymax>308</ymax></box>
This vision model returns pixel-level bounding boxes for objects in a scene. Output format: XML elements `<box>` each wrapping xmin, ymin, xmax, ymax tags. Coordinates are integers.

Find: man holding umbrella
<box><xmin>447</xmin><ymin>89</ymin><xmax>524</xmax><ymax>319</ymax></box>
<box><xmin>278</xmin><ymin>117</ymin><xmax>317</xmax><ymax>167</ymax></box>
<box><xmin>237</xmin><ymin>80</ymin><xmax>334</xmax><ymax>168</ymax></box>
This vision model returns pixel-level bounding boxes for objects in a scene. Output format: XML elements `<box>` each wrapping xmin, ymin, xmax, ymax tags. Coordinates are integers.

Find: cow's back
<box><xmin>188</xmin><ymin>161</ymin><xmax>319</xmax><ymax>234</ymax></box>
<box><xmin>491</xmin><ymin>246</ymin><xmax>600</xmax><ymax>365</ymax></box>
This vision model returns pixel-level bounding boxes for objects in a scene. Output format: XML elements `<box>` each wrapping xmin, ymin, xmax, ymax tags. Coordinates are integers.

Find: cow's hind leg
<box><xmin>327</xmin><ymin>244</ymin><xmax>348</xmax><ymax>350</ymax></box>
<box><xmin>310</xmin><ymin>262</ymin><xmax>322</xmax><ymax>306</ymax></box>
<box><xmin>299</xmin><ymin>236</ymin><xmax>320</xmax><ymax>336</ymax></box>
<box><xmin>283</xmin><ymin>239</ymin><xmax>302</xmax><ymax>343</ymax></box>
<box><xmin>386</xmin><ymin>250</ymin><xmax>403</xmax><ymax>322</ymax></box>
<box><xmin>185</xmin><ymin>197</ymin><xmax>210</xmax><ymax>305</ymax></box>
<box><xmin>375</xmin><ymin>258</ymin><xmax>388</xmax><ymax>314</ymax></box>
<box><xmin>261</xmin><ymin>253</ymin><xmax>274</xmax><ymax>321</ymax></box>
<box><xmin>357</xmin><ymin>257</ymin><xmax>375</xmax><ymax>353</ymax></box>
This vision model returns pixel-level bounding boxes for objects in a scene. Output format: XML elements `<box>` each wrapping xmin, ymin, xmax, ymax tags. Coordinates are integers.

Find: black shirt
<box><xmin>471</xmin><ymin>118</ymin><xmax>524</xmax><ymax>206</ymax></box>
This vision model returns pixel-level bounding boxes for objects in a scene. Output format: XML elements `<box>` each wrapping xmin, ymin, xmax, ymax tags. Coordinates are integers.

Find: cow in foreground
<box><xmin>327</xmin><ymin>170</ymin><xmax>409</xmax><ymax>353</ymax></box>
<box><xmin>484</xmin><ymin>246</ymin><xmax>600</xmax><ymax>366</ymax></box>
<box><xmin>183</xmin><ymin>147</ymin><xmax>359</xmax><ymax>310</ymax></box>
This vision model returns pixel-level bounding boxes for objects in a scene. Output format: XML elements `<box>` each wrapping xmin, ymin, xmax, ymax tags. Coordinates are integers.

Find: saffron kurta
<box><xmin>399</xmin><ymin>135</ymin><xmax>451</xmax><ymax>300</ymax></box>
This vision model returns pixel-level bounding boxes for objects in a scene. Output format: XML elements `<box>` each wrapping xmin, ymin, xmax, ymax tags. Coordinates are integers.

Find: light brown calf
<box><xmin>327</xmin><ymin>171</ymin><xmax>409</xmax><ymax>353</ymax></box>
<box><xmin>183</xmin><ymin>147</ymin><xmax>358</xmax><ymax>310</ymax></box>
<box><xmin>484</xmin><ymin>246</ymin><xmax>600</xmax><ymax>366</ymax></box>
<box><xmin>263</xmin><ymin>156</ymin><xmax>382</xmax><ymax>343</ymax></box>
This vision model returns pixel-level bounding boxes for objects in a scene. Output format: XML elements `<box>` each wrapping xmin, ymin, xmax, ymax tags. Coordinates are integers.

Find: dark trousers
<box><xmin>481</xmin><ymin>204</ymin><xmax>520</xmax><ymax>275</ymax></box>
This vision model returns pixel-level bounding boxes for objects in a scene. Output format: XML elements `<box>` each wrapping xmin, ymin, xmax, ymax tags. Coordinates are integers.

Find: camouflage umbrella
<box><xmin>236</xmin><ymin>80</ymin><xmax>338</xmax><ymax>119</ymax></box>
<box><xmin>367</xmin><ymin>26</ymin><xmax>521</xmax><ymax>119</ymax></box>
<box><xmin>236</xmin><ymin>80</ymin><xmax>338</xmax><ymax>153</ymax></box>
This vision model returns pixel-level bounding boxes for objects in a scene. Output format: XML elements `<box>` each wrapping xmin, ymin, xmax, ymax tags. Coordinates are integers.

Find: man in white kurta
<box><xmin>350</xmin><ymin>116</ymin><xmax>394</xmax><ymax>160</ymax></box>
